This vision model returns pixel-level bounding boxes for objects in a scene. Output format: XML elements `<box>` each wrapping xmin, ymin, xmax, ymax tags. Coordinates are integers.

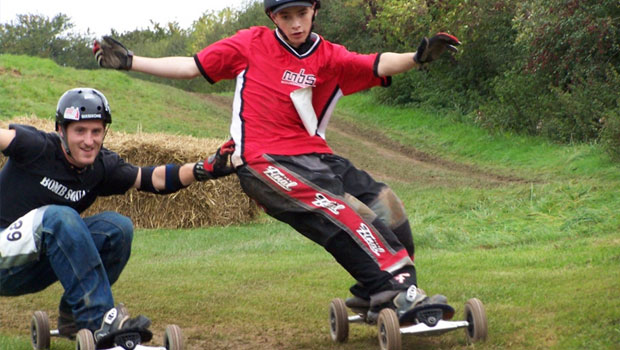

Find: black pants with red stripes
<box><xmin>236</xmin><ymin>153</ymin><xmax>417</xmax><ymax>297</ymax></box>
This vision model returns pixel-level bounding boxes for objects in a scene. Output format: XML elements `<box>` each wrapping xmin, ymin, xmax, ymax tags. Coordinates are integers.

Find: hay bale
<box><xmin>0</xmin><ymin>116</ymin><xmax>260</xmax><ymax>228</ymax></box>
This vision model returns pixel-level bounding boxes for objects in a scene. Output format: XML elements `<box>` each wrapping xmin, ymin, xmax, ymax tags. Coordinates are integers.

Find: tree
<box><xmin>0</xmin><ymin>13</ymin><xmax>97</xmax><ymax>69</ymax></box>
<box><xmin>314</xmin><ymin>0</ymin><xmax>384</xmax><ymax>53</ymax></box>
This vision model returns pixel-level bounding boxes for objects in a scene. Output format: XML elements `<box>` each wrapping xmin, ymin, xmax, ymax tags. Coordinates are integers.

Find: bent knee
<box><xmin>369</xmin><ymin>187</ymin><xmax>407</xmax><ymax>229</ymax></box>
<box><xmin>42</xmin><ymin>205</ymin><xmax>85</xmax><ymax>233</ymax></box>
<box><xmin>44</xmin><ymin>205</ymin><xmax>81</xmax><ymax>221</ymax></box>
<box><xmin>101</xmin><ymin>212</ymin><xmax>134</xmax><ymax>243</ymax></box>
<box><xmin>113</xmin><ymin>213</ymin><xmax>133</xmax><ymax>237</ymax></box>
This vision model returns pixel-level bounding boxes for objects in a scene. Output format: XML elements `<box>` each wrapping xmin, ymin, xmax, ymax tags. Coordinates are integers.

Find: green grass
<box><xmin>3</xmin><ymin>224</ymin><xmax>619</xmax><ymax>350</ymax></box>
<box><xmin>1</xmin><ymin>55</ymin><xmax>619</xmax><ymax>350</ymax></box>
<box><xmin>0</xmin><ymin>54</ymin><xmax>230</xmax><ymax>138</ymax></box>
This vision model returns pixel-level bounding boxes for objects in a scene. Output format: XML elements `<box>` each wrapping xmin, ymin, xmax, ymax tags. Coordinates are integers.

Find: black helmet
<box><xmin>55</xmin><ymin>88</ymin><xmax>111</xmax><ymax>127</ymax></box>
<box><xmin>264</xmin><ymin>0</ymin><xmax>320</xmax><ymax>15</ymax></box>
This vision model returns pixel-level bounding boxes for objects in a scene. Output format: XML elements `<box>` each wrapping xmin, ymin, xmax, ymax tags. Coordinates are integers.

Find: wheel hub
<box><xmin>114</xmin><ymin>332</ymin><xmax>141</xmax><ymax>350</ymax></box>
<box><xmin>416</xmin><ymin>308</ymin><xmax>443</xmax><ymax>327</ymax></box>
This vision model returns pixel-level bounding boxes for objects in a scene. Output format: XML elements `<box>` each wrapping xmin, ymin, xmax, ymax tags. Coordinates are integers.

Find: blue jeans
<box><xmin>0</xmin><ymin>205</ymin><xmax>133</xmax><ymax>331</ymax></box>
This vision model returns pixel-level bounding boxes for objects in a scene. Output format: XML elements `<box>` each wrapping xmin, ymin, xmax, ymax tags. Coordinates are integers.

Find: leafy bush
<box><xmin>513</xmin><ymin>0</ymin><xmax>620</xmax><ymax>89</ymax></box>
<box><xmin>372</xmin><ymin>61</ymin><xmax>481</xmax><ymax>115</ymax></box>
<box><xmin>600</xmin><ymin>112</ymin><xmax>620</xmax><ymax>161</ymax></box>
<box><xmin>480</xmin><ymin>65</ymin><xmax>619</xmax><ymax>142</ymax></box>
<box><xmin>598</xmin><ymin>69</ymin><xmax>620</xmax><ymax>159</ymax></box>
<box><xmin>477</xmin><ymin>69</ymin><xmax>550</xmax><ymax>134</ymax></box>
<box><xmin>477</xmin><ymin>0</ymin><xmax>619</xmax><ymax>143</ymax></box>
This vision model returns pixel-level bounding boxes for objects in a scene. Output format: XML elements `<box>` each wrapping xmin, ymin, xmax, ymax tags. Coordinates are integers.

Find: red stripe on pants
<box><xmin>251</xmin><ymin>160</ymin><xmax>409</xmax><ymax>271</ymax></box>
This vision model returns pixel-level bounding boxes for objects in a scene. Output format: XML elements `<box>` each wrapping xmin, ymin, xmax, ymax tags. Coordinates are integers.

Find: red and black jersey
<box><xmin>194</xmin><ymin>26</ymin><xmax>390</xmax><ymax>166</ymax></box>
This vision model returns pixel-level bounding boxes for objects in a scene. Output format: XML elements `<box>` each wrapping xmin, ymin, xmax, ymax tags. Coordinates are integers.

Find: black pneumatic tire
<box><xmin>464</xmin><ymin>298</ymin><xmax>488</xmax><ymax>343</ymax></box>
<box><xmin>377</xmin><ymin>308</ymin><xmax>401</xmax><ymax>350</ymax></box>
<box><xmin>75</xmin><ymin>329</ymin><xmax>95</xmax><ymax>350</ymax></box>
<box><xmin>31</xmin><ymin>311</ymin><xmax>50</xmax><ymax>350</ymax></box>
<box><xmin>329</xmin><ymin>298</ymin><xmax>349</xmax><ymax>342</ymax></box>
<box><xmin>164</xmin><ymin>324</ymin><xmax>184</xmax><ymax>350</ymax></box>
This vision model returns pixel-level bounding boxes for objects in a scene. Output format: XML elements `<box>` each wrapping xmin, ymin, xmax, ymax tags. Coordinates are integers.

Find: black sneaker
<box><xmin>394</xmin><ymin>287</ymin><xmax>454</xmax><ymax>322</ymax></box>
<box><xmin>57</xmin><ymin>310</ymin><xmax>77</xmax><ymax>339</ymax></box>
<box><xmin>392</xmin><ymin>285</ymin><xmax>429</xmax><ymax>318</ymax></box>
<box><xmin>366</xmin><ymin>289</ymin><xmax>401</xmax><ymax>323</ymax></box>
<box><xmin>94</xmin><ymin>304</ymin><xmax>153</xmax><ymax>349</ymax></box>
<box><xmin>428</xmin><ymin>294</ymin><xmax>448</xmax><ymax>305</ymax></box>
<box><xmin>345</xmin><ymin>296</ymin><xmax>370</xmax><ymax>314</ymax></box>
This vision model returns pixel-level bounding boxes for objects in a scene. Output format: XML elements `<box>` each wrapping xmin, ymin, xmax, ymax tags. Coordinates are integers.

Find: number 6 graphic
<box><xmin>7</xmin><ymin>231</ymin><xmax>22</xmax><ymax>241</ymax></box>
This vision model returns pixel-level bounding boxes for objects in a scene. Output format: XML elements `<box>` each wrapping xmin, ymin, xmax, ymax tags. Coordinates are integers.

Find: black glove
<box><xmin>193</xmin><ymin>139</ymin><xmax>236</xmax><ymax>181</ymax></box>
<box><xmin>93</xmin><ymin>36</ymin><xmax>133</xmax><ymax>70</ymax></box>
<box><xmin>413</xmin><ymin>32</ymin><xmax>461</xmax><ymax>64</ymax></box>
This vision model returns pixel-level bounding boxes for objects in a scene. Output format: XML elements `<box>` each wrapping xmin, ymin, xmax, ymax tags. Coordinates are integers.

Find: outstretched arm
<box><xmin>130</xmin><ymin>139</ymin><xmax>236</xmax><ymax>193</ymax></box>
<box><xmin>93</xmin><ymin>36</ymin><xmax>200</xmax><ymax>79</ymax></box>
<box><xmin>376</xmin><ymin>33</ymin><xmax>461</xmax><ymax>77</ymax></box>
<box><xmin>131</xmin><ymin>56</ymin><xmax>200</xmax><ymax>79</ymax></box>
<box><xmin>377</xmin><ymin>52</ymin><xmax>417</xmax><ymax>77</ymax></box>
<box><xmin>131</xmin><ymin>163</ymin><xmax>196</xmax><ymax>190</ymax></box>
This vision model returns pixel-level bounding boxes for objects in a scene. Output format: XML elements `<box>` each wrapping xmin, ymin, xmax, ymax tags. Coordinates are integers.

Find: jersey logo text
<box><xmin>40</xmin><ymin>177</ymin><xmax>87</xmax><ymax>202</ymax></box>
<box><xmin>281</xmin><ymin>69</ymin><xmax>316</xmax><ymax>88</ymax></box>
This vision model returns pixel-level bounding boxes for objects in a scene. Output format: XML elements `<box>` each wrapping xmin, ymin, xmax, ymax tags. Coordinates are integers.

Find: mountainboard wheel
<box><xmin>31</xmin><ymin>311</ymin><xmax>50</xmax><ymax>350</ymax></box>
<box><xmin>329</xmin><ymin>298</ymin><xmax>349</xmax><ymax>342</ymax></box>
<box><xmin>164</xmin><ymin>324</ymin><xmax>184</xmax><ymax>350</ymax></box>
<box><xmin>464</xmin><ymin>298</ymin><xmax>488</xmax><ymax>343</ymax></box>
<box><xmin>377</xmin><ymin>308</ymin><xmax>401</xmax><ymax>350</ymax></box>
<box><xmin>75</xmin><ymin>329</ymin><xmax>95</xmax><ymax>350</ymax></box>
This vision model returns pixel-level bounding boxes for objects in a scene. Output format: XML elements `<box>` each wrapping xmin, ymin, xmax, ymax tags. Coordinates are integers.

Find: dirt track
<box><xmin>201</xmin><ymin>94</ymin><xmax>530</xmax><ymax>188</ymax></box>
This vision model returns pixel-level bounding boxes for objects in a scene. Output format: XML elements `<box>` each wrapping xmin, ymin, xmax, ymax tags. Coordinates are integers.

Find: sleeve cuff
<box><xmin>193</xmin><ymin>54</ymin><xmax>216</xmax><ymax>84</ymax></box>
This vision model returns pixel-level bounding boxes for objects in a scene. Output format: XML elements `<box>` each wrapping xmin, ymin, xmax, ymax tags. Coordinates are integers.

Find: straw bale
<box><xmin>0</xmin><ymin>117</ymin><xmax>260</xmax><ymax>228</ymax></box>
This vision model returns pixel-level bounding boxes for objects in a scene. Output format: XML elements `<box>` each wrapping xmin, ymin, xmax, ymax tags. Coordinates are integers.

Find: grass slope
<box><xmin>0</xmin><ymin>55</ymin><xmax>230</xmax><ymax>138</ymax></box>
<box><xmin>1</xmin><ymin>55</ymin><xmax>619</xmax><ymax>350</ymax></box>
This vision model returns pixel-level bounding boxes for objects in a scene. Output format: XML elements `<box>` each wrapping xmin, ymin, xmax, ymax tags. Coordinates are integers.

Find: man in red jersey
<box><xmin>93</xmin><ymin>0</ymin><xmax>460</xmax><ymax>320</ymax></box>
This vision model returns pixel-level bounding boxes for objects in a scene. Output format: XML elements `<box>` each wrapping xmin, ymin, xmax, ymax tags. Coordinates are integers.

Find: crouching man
<box><xmin>0</xmin><ymin>88</ymin><xmax>233</xmax><ymax>342</ymax></box>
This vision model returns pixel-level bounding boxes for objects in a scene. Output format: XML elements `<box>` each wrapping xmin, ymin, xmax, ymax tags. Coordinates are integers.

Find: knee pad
<box><xmin>368</xmin><ymin>187</ymin><xmax>407</xmax><ymax>230</ymax></box>
<box><xmin>343</xmin><ymin>193</ymin><xmax>377</xmax><ymax>223</ymax></box>
<box><xmin>344</xmin><ymin>191</ymin><xmax>414</xmax><ymax>256</ymax></box>
<box><xmin>369</xmin><ymin>188</ymin><xmax>414</xmax><ymax>258</ymax></box>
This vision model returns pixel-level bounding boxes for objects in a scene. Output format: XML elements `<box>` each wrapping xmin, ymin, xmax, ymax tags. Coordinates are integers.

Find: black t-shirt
<box><xmin>0</xmin><ymin>124</ymin><xmax>139</xmax><ymax>227</ymax></box>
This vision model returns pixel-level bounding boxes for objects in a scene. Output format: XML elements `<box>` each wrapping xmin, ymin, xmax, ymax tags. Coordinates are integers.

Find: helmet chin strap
<box><xmin>58</xmin><ymin>124</ymin><xmax>73</xmax><ymax>157</ymax></box>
